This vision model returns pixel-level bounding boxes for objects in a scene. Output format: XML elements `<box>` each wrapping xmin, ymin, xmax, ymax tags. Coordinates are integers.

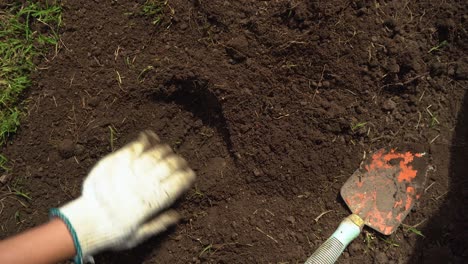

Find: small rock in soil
<box><xmin>382</xmin><ymin>98</ymin><xmax>397</xmax><ymax>111</ymax></box>
<box><xmin>356</xmin><ymin>7</ymin><xmax>368</xmax><ymax>16</ymax></box>
<box><xmin>231</xmin><ymin>221</ymin><xmax>238</xmax><ymax>228</ymax></box>
<box><xmin>252</xmin><ymin>168</ymin><xmax>262</xmax><ymax>177</ymax></box>
<box><xmin>387</xmin><ymin>59</ymin><xmax>400</xmax><ymax>73</ymax></box>
<box><xmin>394</xmin><ymin>112</ymin><xmax>403</xmax><ymax>121</ymax></box>
<box><xmin>0</xmin><ymin>174</ymin><xmax>10</xmax><ymax>185</ymax></box>
<box><xmin>286</xmin><ymin>216</ymin><xmax>296</xmax><ymax>224</ymax></box>
<box><xmin>447</xmin><ymin>65</ymin><xmax>456</xmax><ymax>76</ymax></box>
<box><xmin>225</xmin><ymin>35</ymin><xmax>249</xmax><ymax>63</ymax></box>
<box><xmin>58</xmin><ymin>139</ymin><xmax>75</xmax><ymax>159</ymax></box>
<box><xmin>322</xmin><ymin>80</ymin><xmax>331</xmax><ymax>88</ymax></box>
<box><xmin>324</xmin><ymin>123</ymin><xmax>341</xmax><ymax>133</ymax></box>
<box><xmin>454</xmin><ymin>62</ymin><xmax>468</xmax><ymax>80</ymax></box>
<box><xmin>356</xmin><ymin>126</ymin><xmax>367</xmax><ymax>136</ymax></box>
<box><xmin>88</xmin><ymin>97</ymin><xmax>99</xmax><ymax>107</ymax></box>
<box><xmin>411</xmin><ymin>60</ymin><xmax>423</xmax><ymax>72</ymax></box>
<box><xmin>278</xmin><ymin>232</ymin><xmax>286</xmax><ymax>240</ymax></box>
<box><xmin>337</xmin><ymin>135</ymin><xmax>345</xmax><ymax>144</ymax></box>
<box><xmin>295</xmin><ymin>233</ymin><xmax>305</xmax><ymax>243</ymax></box>
<box><xmin>310</xmin><ymin>35</ymin><xmax>320</xmax><ymax>41</ymax></box>
<box><xmin>355</xmin><ymin>105</ymin><xmax>366</xmax><ymax>114</ymax></box>
<box><xmin>179</xmin><ymin>23</ymin><xmax>188</xmax><ymax>30</ymax></box>
<box><xmin>75</xmin><ymin>144</ymin><xmax>85</xmax><ymax>155</ymax></box>
<box><xmin>231</xmin><ymin>233</ymin><xmax>238</xmax><ymax>240</ymax></box>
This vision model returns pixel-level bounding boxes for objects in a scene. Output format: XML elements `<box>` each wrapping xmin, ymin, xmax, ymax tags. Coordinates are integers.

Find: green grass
<box><xmin>137</xmin><ymin>65</ymin><xmax>155</xmax><ymax>82</ymax></box>
<box><xmin>0</xmin><ymin>1</ymin><xmax>61</xmax><ymax>168</ymax></box>
<box><xmin>364</xmin><ymin>231</ymin><xmax>375</xmax><ymax>252</ymax></box>
<box><xmin>378</xmin><ymin>236</ymin><xmax>400</xmax><ymax>247</ymax></box>
<box><xmin>0</xmin><ymin>153</ymin><xmax>9</xmax><ymax>171</ymax></box>
<box><xmin>430</xmin><ymin>115</ymin><xmax>439</xmax><ymax>127</ymax></box>
<box><xmin>192</xmin><ymin>185</ymin><xmax>205</xmax><ymax>198</ymax></box>
<box><xmin>351</xmin><ymin>121</ymin><xmax>367</xmax><ymax>132</ymax></box>
<box><xmin>199</xmin><ymin>243</ymin><xmax>213</xmax><ymax>257</ymax></box>
<box><xmin>402</xmin><ymin>223</ymin><xmax>425</xmax><ymax>237</ymax></box>
<box><xmin>14</xmin><ymin>210</ymin><xmax>21</xmax><ymax>222</ymax></box>
<box><xmin>108</xmin><ymin>125</ymin><xmax>118</xmax><ymax>151</ymax></box>
<box><xmin>428</xmin><ymin>40</ymin><xmax>448</xmax><ymax>53</ymax></box>
<box><xmin>12</xmin><ymin>187</ymin><xmax>32</xmax><ymax>201</ymax></box>
<box><xmin>141</xmin><ymin>0</ymin><xmax>168</xmax><ymax>25</ymax></box>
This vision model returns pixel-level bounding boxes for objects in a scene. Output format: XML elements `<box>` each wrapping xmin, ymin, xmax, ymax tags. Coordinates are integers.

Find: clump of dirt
<box><xmin>0</xmin><ymin>0</ymin><xmax>467</xmax><ymax>263</ymax></box>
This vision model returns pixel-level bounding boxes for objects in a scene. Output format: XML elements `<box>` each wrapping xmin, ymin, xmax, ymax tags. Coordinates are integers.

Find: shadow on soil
<box><xmin>95</xmin><ymin>227</ymin><xmax>173</xmax><ymax>263</ymax></box>
<box><xmin>152</xmin><ymin>77</ymin><xmax>235</xmax><ymax>156</ymax></box>
<box><xmin>408</xmin><ymin>91</ymin><xmax>468</xmax><ymax>263</ymax></box>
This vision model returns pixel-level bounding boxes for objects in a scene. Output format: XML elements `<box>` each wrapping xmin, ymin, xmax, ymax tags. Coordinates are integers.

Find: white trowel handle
<box><xmin>304</xmin><ymin>214</ymin><xmax>364</xmax><ymax>264</ymax></box>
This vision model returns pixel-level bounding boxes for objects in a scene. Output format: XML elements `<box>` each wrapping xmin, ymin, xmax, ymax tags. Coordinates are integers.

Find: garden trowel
<box><xmin>305</xmin><ymin>148</ymin><xmax>428</xmax><ymax>264</ymax></box>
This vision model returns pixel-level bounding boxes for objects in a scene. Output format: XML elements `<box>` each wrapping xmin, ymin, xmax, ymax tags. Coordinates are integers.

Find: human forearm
<box><xmin>0</xmin><ymin>218</ymin><xmax>75</xmax><ymax>264</ymax></box>
<box><xmin>0</xmin><ymin>131</ymin><xmax>194</xmax><ymax>263</ymax></box>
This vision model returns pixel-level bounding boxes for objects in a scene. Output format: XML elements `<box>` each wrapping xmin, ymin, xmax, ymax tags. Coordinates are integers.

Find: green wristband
<box><xmin>50</xmin><ymin>208</ymin><xmax>84</xmax><ymax>264</ymax></box>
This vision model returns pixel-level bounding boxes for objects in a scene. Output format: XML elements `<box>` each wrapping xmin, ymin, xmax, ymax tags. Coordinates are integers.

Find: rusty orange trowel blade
<box><xmin>341</xmin><ymin>148</ymin><xmax>428</xmax><ymax>235</ymax></box>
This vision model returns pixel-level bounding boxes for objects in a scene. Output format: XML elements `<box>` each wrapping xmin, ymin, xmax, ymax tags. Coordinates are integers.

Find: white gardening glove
<box><xmin>50</xmin><ymin>131</ymin><xmax>195</xmax><ymax>264</ymax></box>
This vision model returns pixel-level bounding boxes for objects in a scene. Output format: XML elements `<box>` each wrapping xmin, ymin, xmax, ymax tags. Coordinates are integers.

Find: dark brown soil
<box><xmin>1</xmin><ymin>0</ymin><xmax>467</xmax><ymax>263</ymax></box>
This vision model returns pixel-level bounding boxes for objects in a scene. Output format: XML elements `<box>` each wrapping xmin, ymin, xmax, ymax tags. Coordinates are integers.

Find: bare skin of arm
<box><xmin>0</xmin><ymin>218</ymin><xmax>76</xmax><ymax>264</ymax></box>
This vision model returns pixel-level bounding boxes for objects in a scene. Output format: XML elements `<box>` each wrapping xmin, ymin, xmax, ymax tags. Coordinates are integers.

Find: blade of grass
<box><xmin>0</xmin><ymin>154</ymin><xmax>9</xmax><ymax>171</ymax></box>
<box><xmin>0</xmin><ymin>1</ymin><xmax>62</xmax><ymax>168</ymax></box>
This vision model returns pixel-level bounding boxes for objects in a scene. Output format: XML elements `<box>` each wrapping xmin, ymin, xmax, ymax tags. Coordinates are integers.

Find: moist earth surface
<box><xmin>1</xmin><ymin>1</ymin><xmax>467</xmax><ymax>263</ymax></box>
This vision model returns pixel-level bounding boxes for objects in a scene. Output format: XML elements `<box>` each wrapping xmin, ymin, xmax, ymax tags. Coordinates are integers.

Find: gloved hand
<box><xmin>50</xmin><ymin>131</ymin><xmax>195</xmax><ymax>264</ymax></box>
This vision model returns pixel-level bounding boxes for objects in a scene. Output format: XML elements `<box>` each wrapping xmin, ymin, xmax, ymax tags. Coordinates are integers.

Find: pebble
<box><xmin>295</xmin><ymin>233</ymin><xmax>306</xmax><ymax>243</ymax></box>
<box><xmin>239</xmin><ymin>18</ymin><xmax>249</xmax><ymax>25</ymax></box>
<box><xmin>387</xmin><ymin>61</ymin><xmax>400</xmax><ymax>73</ymax></box>
<box><xmin>231</xmin><ymin>221</ymin><xmax>238</xmax><ymax>228</ymax></box>
<box><xmin>88</xmin><ymin>97</ymin><xmax>99</xmax><ymax>107</ymax></box>
<box><xmin>447</xmin><ymin>66</ymin><xmax>455</xmax><ymax>76</ymax></box>
<box><xmin>231</xmin><ymin>233</ymin><xmax>238</xmax><ymax>240</ymax></box>
<box><xmin>0</xmin><ymin>174</ymin><xmax>10</xmax><ymax>184</ymax></box>
<box><xmin>356</xmin><ymin>7</ymin><xmax>368</xmax><ymax>16</ymax></box>
<box><xmin>382</xmin><ymin>98</ymin><xmax>397</xmax><ymax>111</ymax></box>
<box><xmin>355</xmin><ymin>105</ymin><xmax>366</xmax><ymax>114</ymax></box>
<box><xmin>179</xmin><ymin>23</ymin><xmax>188</xmax><ymax>30</ymax></box>
<box><xmin>278</xmin><ymin>233</ymin><xmax>285</xmax><ymax>240</ymax></box>
<box><xmin>75</xmin><ymin>144</ymin><xmax>85</xmax><ymax>155</ymax></box>
<box><xmin>455</xmin><ymin>62</ymin><xmax>468</xmax><ymax>80</ymax></box>
<box><xmin>58</xmin><ymin>139</ymin><xmax>75</xmax><ymax>159</ymax></box>
<box><xmin>253</xmin><ymin>168</ymin><xmax>262</xmax><ymax>177</ymax></box>
<box><xmin>286</xmin><ymin>216</ymin><xmax>296</xmax><ymax>224</ymax></box>
<box><xmin>394</xmin><ymin>112</ymin><xmax>403</xmax><ymax>121</ymax></box>
<box><xmin>411</xmin><ymin>60</ymin><xmax>423</xmax><ymax>72</ymax></box>
<box><xmin>310</xmin><ymin>35</ymin><xmax>320</xmax><ymax>41</ymax></box>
